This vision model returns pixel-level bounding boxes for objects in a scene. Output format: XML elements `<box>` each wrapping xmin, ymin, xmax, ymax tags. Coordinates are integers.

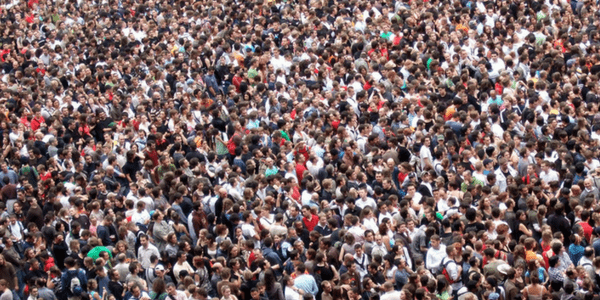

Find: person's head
<box><xmin>167</xmin><ymin>283</ymin><xmax>178</xmax><ymax>295</ymax></box>
<box><xmin>140</xmin><ymin>234</ymin><xmax>149</xmax><ymax>247</ymax></box>
<box><xmin>131</xmin><ymin>284</ymin><xmax>142</xmax><ymax>298</ymax></box>
<box><xmin>549</xmin><ymin>255</ymin><xmax>560</xmax><ymax>268</ymax></box>
<box><xmin>177</xmin><ymin>251</ymin><xmax>187</xmax><ymax>262</ymax></box>
<box><xmin>221</xmin><ymin>285</ymin><xmax>232</xmax><ymax>298</ymax></box>
<box><xmin>354</xmin><ymin>244</ymin><xmax>363</xmax><ymax>256</ymax></box>
<box><xmin>430</xmin><ymin>235</ymin><xmax>441</xmax><ymax>249</ymax></box>
<box><xmin>301</xmin><ymin>205</ymin><xmax>312</xmax><ymax>218</ymax></box>
<box><xmin>484</xmin><ymin>248</ymin><xmax>496</xmax><ymax>259</ymax></box>
<box><xmin>110</xmin><ymin>268</ymin><xmax>120</xmax><ymax>282</ymax></box>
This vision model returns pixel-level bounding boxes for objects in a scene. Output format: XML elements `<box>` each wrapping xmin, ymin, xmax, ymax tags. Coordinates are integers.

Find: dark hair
<box><xmin>548</xmin><ymin>255</ymin><xmax>559</xmax><ymax>268</ymax></box>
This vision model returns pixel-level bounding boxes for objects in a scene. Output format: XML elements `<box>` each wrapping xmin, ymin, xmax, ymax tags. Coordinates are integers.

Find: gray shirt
<box><xmin>0</xmin><ymin>290</ymin><xmax>12</xmax><ymax>300</ymax></box>
<box><xmin>409</xmin><ymin>229</ymin><xmax>427</xmax><ymax>260</ymax></box>
<box><xmin>38</xmin><ymin>287</ymin><xmax>57</xmax><ymax>300</ymax></box>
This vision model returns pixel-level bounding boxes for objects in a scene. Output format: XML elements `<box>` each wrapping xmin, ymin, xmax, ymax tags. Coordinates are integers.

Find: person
<box><xmin>128</xmin><ymin>284</ymin><xmax>149</xmax><ymax>300</ymax></box>
<box><xmin>503</xmin><ymin>268</ymin><xmax>520</xmax><ymax>300</ymax></box>
<box><xmin>293</xmin><ymin>263</ymin><xmax>318</xmax><ymax>296</ymax></box>
<box><xmin>165</xmin><ymin>283</ymin><xmax>186</xmax><ymax>300</ymax></box>
<box><xmin>521</xmin><ymin>274</ymin><xmax>547</xmax><ymax>300</ymax></box>
<box><xmin>380</xmin><ymin>282</ymin><xmax>401</xmax><ymax>300</ymax></box>
<box><xmin>283</xmin><ymin>276</ymin><xmax>303</xmax><ymax>300</ymax></box>
<box><xmin>137</xmin><ymin>235</ymin><xmax>160</xmax><ymax>270</ymax></box>
<box><xmin>0</xmin><ymin>255</ymin><xmax>16</xmax><ymax>296</ymax></box>
<box><xmin>426</xmin><ymin>235</ymin><xmax>447</xmax><ymax>274</ymax></box>
<box><xmin>108</xmin><ymin>269</ymin><xmax>125</xmax><ymax>300</ymax></box>
<box><xmin>220</xmin><ymin>286</ymin><xmax>237</xmax><ymax>300</ymax></box>
<box><xmin>263</xmin><ymin>269</ymin><xmax>283</xmax><ymax>300</ymax></box>
<box><xmin>60</xmin><ymin>257</ymin><xmax>88</xmax><ymax>300</ymax></box>
<box><xmin>0</xmin><ymin>280</ymin><xmax>12</xmax><ymax>300</ymax></box>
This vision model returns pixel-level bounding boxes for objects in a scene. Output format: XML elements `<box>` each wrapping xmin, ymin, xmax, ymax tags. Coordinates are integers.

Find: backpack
<box><xmin>440</xmin><ymin>258</ymin><xmax>459</xmax><ymax>284</ymax></box>
<box><xmin>70</xmin><ymin>273</ymin><xmax>83</xmax><ymax>296</ymax></box>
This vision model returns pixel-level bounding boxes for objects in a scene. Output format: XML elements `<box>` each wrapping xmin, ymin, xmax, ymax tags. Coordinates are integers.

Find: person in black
<box><xmin>108</xmin><ymin>268</ymin><xmax>125</xmax><ymax>300</ymax></box>
<box><xmin>94</xmin><ymin>110</ymin><xmax>114</xmax><ymax>144</ymax></box>
<box><xmin>547</xmin><ymin>203</ymin><xmax>572</xmax><ymax>246</ymax></box>
<box><xmin>464</xmin><ymin>208</ymin><xmax>485</xmax><ymax>234</ymax></box>
<box><xmin>52</xmin><ymin>234</ymin><xmax>69</xmax><ymax>270</ymax></box>
<box><xmin>122</xmin><ymin>150</ymin><xmax>141</xmax><ymax>183</ymax></box>
<box><xmin>344</xmin><ymin>198</ymin><xmax>361</xmax><ymax>217</ymax></box>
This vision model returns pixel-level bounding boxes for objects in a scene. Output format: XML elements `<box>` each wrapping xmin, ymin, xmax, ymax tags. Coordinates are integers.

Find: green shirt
<box><xmin>265</xmin><ymin>167</ymin><xmax>279</xmax><ymax>177</ymax></box>
<box><xmin>461</xmin><ymin>177</ymin><xmax>485</xmax><ymax>192</ymax></box>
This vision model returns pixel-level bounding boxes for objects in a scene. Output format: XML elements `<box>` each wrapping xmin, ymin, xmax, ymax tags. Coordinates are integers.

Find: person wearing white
<box><xmin>131</xmin><ymin>202</ymin><xmax>151</xmax><ymax>225</ymax></box>
<box><xmin>137</xmin><ymin>235</ymin><xmax>160</xmax><ymax>269</ymax></box>
<box><xmin>420</xmin><ymin>137</ymin><xmax>433</xmax><ymax>170</ymax></box>
<box><xmin>539</xmin><ymin>161</ymin><xmax>559</xmax><ymax>184</ymax></box>
<box><xmin>356</xmin><ymin>188</ymin><xmax>377</xmax><ymax>210</ymax></box>
<box><xmin>172</xmin><ymin>251</ymin><xmax>194</xmax><ymax>284</ymax></box>
<box><xmin>284</xmin><ymin>276</ymin><xmax>304</xmax><ymax>300</ymax></box>
<box><xmin>380</xmin><ymin>282</ymin><xmax>402</xmax><ymax>300</ymax></box>
<box><xmin>353</xmin><ymin>245</ymin><xmax>370</xmax><ymax>279</ymax></box>
<box><xmin>440</xmin><ymin>245</ymin><xmax>463</xmax><ymax>292</ymax></box>
<box><xmin>166</xmin><ymin>283</ymin><xmax>188</xmax><ymax>300</ymax></box>
<box><xmin>425</xmin><ymin>235</ymin><xmax>447</xmax><ymax>274</ymax></box>
<box><xmin>494</xmin><ymin>158</ymin><xmax>518</xmax><ymax>192</ymax></box>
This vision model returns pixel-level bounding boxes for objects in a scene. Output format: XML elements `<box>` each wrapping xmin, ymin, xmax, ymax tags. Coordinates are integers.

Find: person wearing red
<box><xmin>232</xmin><ymin>67</ymin><xmax>243</xmax><ymax>92</ymax></box>
<box><xmin>295</xmin><ymin>154</ymin><xmax>307</xmax><ymax>183</ymax></box>
<box><xmin>301</xmin><ymin>205</ymin><xmax>318</xmax><ymax>232</ymax></box>
<box><xmin>144</xmin><ymin>141</ymin><xmax>159</xmax><ymax>167</ymax></box>
<box><xmin>294</xmin><ymin>141</ymin><xmax>310</xmax><ymax>162</ymax></box>
<box><xmin>577</xmin><ymin>210</ymin><xmax>593</xmax><ymax>243</ymax></box>
<box><xmin>30</xmin><ymin>108</ymin><xmax>45</xmax><ymax>131</ymax></box>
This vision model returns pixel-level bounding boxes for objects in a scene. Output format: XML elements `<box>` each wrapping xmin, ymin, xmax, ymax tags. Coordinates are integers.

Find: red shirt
<box><xmin>580</xmin><ymin>221</ymin><xmax>593</xmax><ymax>242</ymax></box>
<box><xmin>295</xmin><ymin>163</ymin><xmax>307</xmax><ymax>183</ymax></box>
<box><xmin>303</xmin><ymin>214</ymin><xmax>319</xmax><ymax>231</ymax></box>
<box><xmin>30</xmin><ymin>116</ymin><xmax>45</xmax><ymax>131</ymax></box>
<box><xmin>232</xmin><ymin>75</ymin><xmax>243</xmax><ymax>92</ymax></box>
<box><xmin>398</xmin><ymin>172</ymin><xmax>408</xmax><ymax>184</ymax></box>
<box><xmin>145</xmin><ymin>149</ymin><xmax>159</xmax><ymax>167</ymax></box>
<box><xmin>132</xmin><ymin>119</ymin><xmax>141</xmax><ymax>131</ymax></box>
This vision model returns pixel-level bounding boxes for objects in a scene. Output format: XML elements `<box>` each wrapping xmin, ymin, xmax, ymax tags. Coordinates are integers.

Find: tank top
<box><xmin>526</xmin><ymin>285</ymin><xmax>544</xmax><ymax>300</ymax></box>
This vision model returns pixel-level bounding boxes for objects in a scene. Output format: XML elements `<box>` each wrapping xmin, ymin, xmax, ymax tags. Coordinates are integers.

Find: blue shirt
<box><xmin>294</xmin><ymin>274</ymin><xmax>318</xmax><ymax>295</ymax></box>
<box><xmin>96</xmin><ymin>275</ymin><xmax>110</xmax><ymax>298</ymax></box>
<box><xmin>395</xmin><ymin>269</ymin><xmax>409</xmax><ymax>290</ymax></box>
<box><xmin>569</xmin><ymin>244</ymin><xmax>585</xmax><ymax>265</ymax></box>
<box><xmin>0</xmin><ymin>170</ymin><xmax>18</xmax><ymax>187</ymax></box>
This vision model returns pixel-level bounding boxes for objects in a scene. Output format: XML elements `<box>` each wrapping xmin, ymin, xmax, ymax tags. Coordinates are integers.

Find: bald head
<box><xmin>344</xmin><ymin>253</ymin><xmax>354</xmax><ymax>262</ymax></box>
<box><xmin>219</xmin><ymin>188</ymin><xmax>227</xmax><ymax>196</ymax></box>
<box><xmin>584</xmin><ymin>178</ymin><xmax>593</xmax><ymax>190</ymax></box>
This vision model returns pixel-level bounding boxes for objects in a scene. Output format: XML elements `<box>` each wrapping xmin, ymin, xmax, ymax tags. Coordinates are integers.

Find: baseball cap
<box><xmin>155</xmin><ymin>265</ymin><xmax>165</xmax><ymax>271</ymax></box>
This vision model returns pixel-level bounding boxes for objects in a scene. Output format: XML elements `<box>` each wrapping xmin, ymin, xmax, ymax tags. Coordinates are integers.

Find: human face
<box><xmin>167</xmin><ymin>285</ymin><xmax>177</xmax><ymax>295</ymax></box>
<box><xmin>131</xmin><ymin>287</ymin><xmax>141</xmax><ymax>298</ymax></box>
<box><xmin>354</xmin><ymin>248</ymin><xmax>362</xmax><ymax>256</ymax></box>
<box><xmin>302</xmin><ymin>208</ymin><xmax>311</xmax><ymax>218</ymax></box>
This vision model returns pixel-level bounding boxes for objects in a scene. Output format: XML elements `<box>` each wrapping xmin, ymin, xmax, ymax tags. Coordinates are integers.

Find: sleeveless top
<box><xmin>525</xmin><ymin>285</ymin><xmax>544</xmax><ymax>300</ymax></box>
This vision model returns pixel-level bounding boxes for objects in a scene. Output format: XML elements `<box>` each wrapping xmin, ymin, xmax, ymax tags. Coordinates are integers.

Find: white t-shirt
<box><xmin>420</xmin><ymin>146</ymin><xmax>432</xmax><ymax>170</ymax></box>
<box><xmin>356</xmin><ymin>197</ymin><xmax>377</xmax><ymax>210</ymax></box>
<box><xmin>285</xmin><ymin>286</ymin><xmax>301</xmax><ymax>300</ymax></box>
<box><xmin>539</xmin><ymin>170</ymin><xmax>559</xmax><ymax>184</ymax></box>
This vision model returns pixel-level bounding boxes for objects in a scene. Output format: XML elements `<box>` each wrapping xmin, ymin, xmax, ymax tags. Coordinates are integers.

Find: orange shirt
<box><xmin>525</xmin><ymin>250</ymin><xmax>538</xmax><ymax>262</ymax></box>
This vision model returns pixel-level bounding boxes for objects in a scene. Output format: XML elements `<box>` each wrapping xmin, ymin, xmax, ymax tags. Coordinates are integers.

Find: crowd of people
<box><xmin>1</xmin><ymin>0</ymin><xmax>600</xmax><ymax>300</ymax></box>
